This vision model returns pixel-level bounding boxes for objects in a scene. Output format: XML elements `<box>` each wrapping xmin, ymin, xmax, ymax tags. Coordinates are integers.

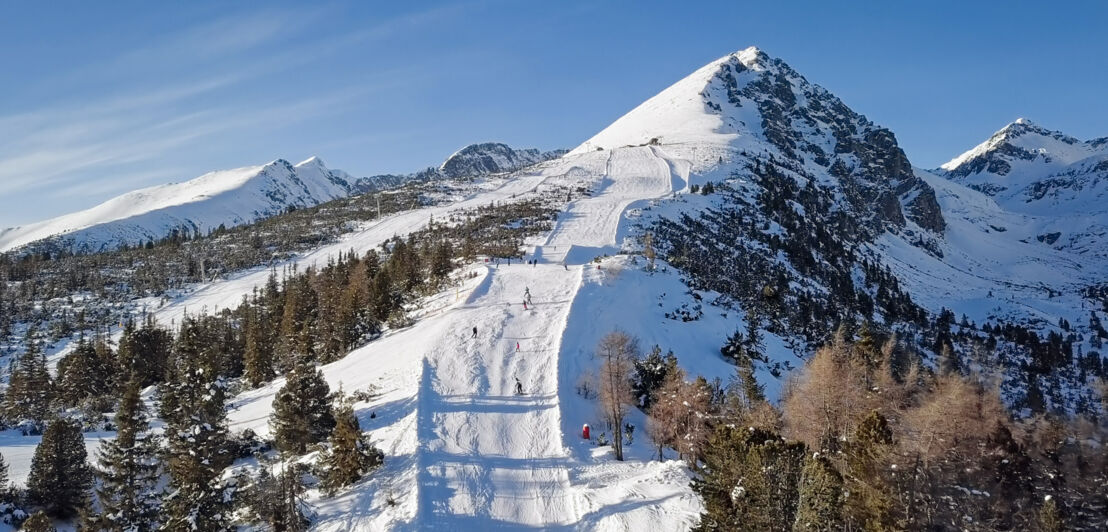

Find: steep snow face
<box><xmin>439</xmin><ymin>142</ymin><xmax>566</xmax><ymax>179</ymax></box>
<box><xmin>0</xmin><ymin>157</ymin><xmax>355</xmax><ymax>253</ymax></box>
<box><xmin>571</xmin><ymin>46</ymin><xmax>944</xmax><ymax>234</ymax></box>
<box><xmin>937</xmin><ymin>120</ymin><xmax>1108</xmax><ymax>256</ymax></box>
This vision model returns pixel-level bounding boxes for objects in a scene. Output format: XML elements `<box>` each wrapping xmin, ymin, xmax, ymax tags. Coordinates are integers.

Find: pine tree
<box><xmin>159</xmin><ymin>347</ymin><xmax>233</xmax><ymax>531</ymax></box>
<box><xmin>642</xmin><ymin>232</ymin><xmax>656</xmax><ymax>272</ymax></box>
<box><xmin>1039</xmin><ymin>496</ymin><xmax>1062</xmax><ymax>532</ymax></box>
<box><xmin>633</xmin><ymin>345</ymin><xmax>677</xmax><ymax>410</ymax></box>
<box><xmin>21</xmin><ymin>511</ymin><xmax>56</xmax><ymax>532</ymax></box>
<box><xmin>0</xmin><ymin>451</ymin><xmax>8</xmax><ymax>493</ymax></box>
<box><xmin>843</xmin><ymin>410</ymin><xmax>896</xmax><ymax>531</ymax></box>
<box><xmin>692</xmin><ymin>426</ymin><xmax>805</xmax><ymax>531</ymax></box>
<box><xmin>276</xmin><ymin>466</ymin><xmax>308</xmax><ymax>532</ymax></box>
<box><xmin>321</xmin><ymin>395</ymin><xmax>382</xmax><ymax>493</ymax></box>
<box><xmin>243</xmin><ymin>306</ymin><xmax>275</xmax><ymax>387</ymax></box>
<box><xmin>27</xmin><ymin>418</ymin><xmax>92</xmax><ymax>518</ymax></box>
<box><xmin>793</xmin><ymin>453</ymin><xmax>844</xmax><ymax>531</ymax></box>
<box><xmin>720</xmin><ymin>329</ymin><xmax>745</xmax><ymax>363</ymax></box>
<box><xmin>94</xmin><ymin>380</ymin><xmax>161</xmax><ymax>531</ymax></box>
<box><xmin>3</xmin><ymin>340</ymin><xmax>52</xmax><ymax>425</ymax></box>
<box><xmin>55</xmin><ymin>337</ymin><xmax>111</xmax><ymax>408</ymax></box>
<box><xmin>116</xmin><ymin>317</ymin><xmax>172</xmax><ymax>388</ymax></box>
<box><xmin>270</xmin><ymin>357</ymin><xmax>335</xmax><ymax>454</ymax></box>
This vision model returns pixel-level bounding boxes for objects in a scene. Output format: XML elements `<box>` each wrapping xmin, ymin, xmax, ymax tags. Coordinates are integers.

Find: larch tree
<box><xmin>596</xmin><ymin>331</ymin><xmax>639</xmax><ymax>461</ymax></box>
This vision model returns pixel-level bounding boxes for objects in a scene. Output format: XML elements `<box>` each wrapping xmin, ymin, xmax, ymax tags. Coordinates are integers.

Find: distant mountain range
<box><xmin>0</xmin><ymin>143</ymin><xmax>564</xmax><ymax>253</ymax></box>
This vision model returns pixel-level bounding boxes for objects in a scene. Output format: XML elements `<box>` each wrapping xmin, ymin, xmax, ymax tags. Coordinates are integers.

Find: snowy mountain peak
<box><xmin>438</xmin><ymin>142</ymin><xmax>565</xmax><ymax>179</ymax></box>
<box><xmin>940</xmin><ymin>119</ymin><xmax>1087</xmax><ymax>174</ymax></box>
<box><xmin>570</xmin><ymin>46</ymin><xmax>945</xmax><ymax>233</ymax></box>
<box><xmin>295</xmin><ymin>155</ymin><xmax>326</xmax><ymax>168</ymax></box>
<box><xmin>936</xmin><ymin>119</ymin><xmax>1108</xmax><ymax>254</ymax></box>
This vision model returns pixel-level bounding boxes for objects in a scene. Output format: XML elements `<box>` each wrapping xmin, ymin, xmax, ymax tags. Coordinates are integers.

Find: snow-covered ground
<box><xmin>217</xmin><ymin>145</ymin><xmax>717</xmax><ymax>529</ymax></box>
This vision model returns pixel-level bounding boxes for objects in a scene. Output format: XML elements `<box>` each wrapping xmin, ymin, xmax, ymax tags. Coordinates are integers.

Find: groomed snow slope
<box><xmin>0</xmin><ymin>157</ymin><xmax>353</xmax><ymax>253</ymax></box>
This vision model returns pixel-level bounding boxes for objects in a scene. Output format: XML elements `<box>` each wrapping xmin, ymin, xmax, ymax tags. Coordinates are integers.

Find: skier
<box><xmin>563</xmin><ymin>261</ymin><xmax>568</xmax><ymax>271</ymax></box>
<box><xmin>515</xmin><ymin>377</ymin><xmax>524</xmax><ymax>395</ymax></box>
<box><xmin>516</xmin><ymin>341</ymin><xmax>520</xmax><ymax>352</ymax></box>
<box><xmin>472</xmin><ymin>326</ymin><xmax>477</xmax><ymax>338</ymax></box>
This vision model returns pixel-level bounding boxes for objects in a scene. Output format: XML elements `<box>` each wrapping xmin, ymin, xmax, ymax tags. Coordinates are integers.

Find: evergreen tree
<box><xmin>1039</xmin><ymin>496</ymin><xmax>1062</xmax><ymax>532</ymax></box>
<box><xmin>270</xmin><ymin>357</ymin><xmax>335</xmax><ymax>454</ymax></box>
<box><xmin>843</xmin><ymin>410</ymin><xmax>896</xmax><ymax>531</ymax></box>
<box><xmin>793</xmin><ymin>453</ymin><xmax>844</xmax><ymax>531</ymax></box>
<box><xmin>321</xmin><ymin>395</ymin><xmax>382</xmax><ymax>493</ymax></box>
<box><xmin>692</xmin><ymin>426</ymin><xmax>805</xmax><ymax>531</ymax></box>
<box><xmin>21</xmin><ymin>511</ymin><xmax>56</xmax><ymax>532</ymax></box>
<box><xmin>720</xmin><ymin>329</ymin><xmax>745</xmax><ymax>363</ymax></box>
<box><xmin>116</xmin><ymin>317</ymin><xmax>172</xmax><ymax>388</ymax></box>
<box><xmin>3</xmin><ymin>340</ymin><xmax>52</xmax><ymax>425</ymax></box>
<box><xmin>54</xmin><ymin>337</ymin><xmax>112</xmax><ymax>408</ymax></box>
<box><xmin>0</xmin><ymin>452</ymin><xmax>8</xmax><ymax>493</ymax></box>
<box><xmin>94</xmin><ymin>380</ymin><xmax>161</xmax><ymax>531</ymax></box>
<box><xmin>243</xmin><ymin>306</ymin><xmax>275</xmax><ymax>388</ymax></box>
<box><xmin>633</xmin><ymin>345</ymin><xmax>678</xmax><ymax>410</ymax></box>
<box><xmin>27</xmin><ymin>418</ymin><xmax>92</xmax><ymax>518</ymax></box>
<box><xmin>159</xmin><ymin>347</ymin><xmax>233</xmax><ymax>531</ymax></box>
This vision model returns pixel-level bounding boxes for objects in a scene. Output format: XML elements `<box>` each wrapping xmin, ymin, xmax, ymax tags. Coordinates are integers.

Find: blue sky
<box><xmin>2</xmin><ymin>0</ymin><xmax>1106</xmax><ymax>227</ymax></box>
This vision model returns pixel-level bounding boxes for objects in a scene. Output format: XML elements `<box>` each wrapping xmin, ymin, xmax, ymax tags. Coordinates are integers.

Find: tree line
<box><xmin>586</xmin><ymin>323</ymin><xmax>1107</xmax><ymax>530</ymax></box>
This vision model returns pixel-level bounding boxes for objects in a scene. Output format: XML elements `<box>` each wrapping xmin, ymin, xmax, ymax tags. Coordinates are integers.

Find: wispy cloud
<box><xmin>0</xmin><ymin>3</ymin><xmax>473</xmax><ymax>227</ymax></box>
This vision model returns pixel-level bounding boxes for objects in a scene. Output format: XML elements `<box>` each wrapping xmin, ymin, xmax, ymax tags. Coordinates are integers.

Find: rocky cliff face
<box><xmin>439</xmin><ymin>142</ymin><xmax>566</xmax><ymax>179</ymax></box>
<box><xmin>709</xmin><ymin>49</ymin><xmax>944</xmax><ymax>233</ymax></box>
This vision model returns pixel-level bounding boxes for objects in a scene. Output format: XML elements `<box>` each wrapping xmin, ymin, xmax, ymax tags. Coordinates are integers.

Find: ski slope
<box><xmin>204</xmin><ymin>145</ymin><xmax>702</xmax><ymax>529</ymax></box>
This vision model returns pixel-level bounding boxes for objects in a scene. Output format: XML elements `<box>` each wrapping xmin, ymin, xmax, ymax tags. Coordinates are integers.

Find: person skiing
<box><xmin>472</xmin><ymin>326</ymin><xmax>477</xmax><ymax>338</ymax></box>
<box><xmin>515</xmin><ymin>377</ymin><xmax>523</xmax><ymax>395</ymax></box>
<box><xmin>516</xmin><ymin>341</ymin><xmax>520</xmax><ymax>352</ymax></box>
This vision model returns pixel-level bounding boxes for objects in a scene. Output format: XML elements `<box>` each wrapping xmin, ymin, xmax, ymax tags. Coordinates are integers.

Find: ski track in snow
<box><xmin>180</xmin><ymin>145</ymin><xmax>699</xmax><ymax>530</ymax></box>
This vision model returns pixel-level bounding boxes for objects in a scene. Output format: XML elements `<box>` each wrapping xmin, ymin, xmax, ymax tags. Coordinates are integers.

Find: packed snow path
<box><xmin>413</xmin><ymin>263</ymin><xmax>583</xmax><ymax>528</ymax></box>
<box><xmin>539</xmin><ymin>146</ymin><xmax>687</xmax><ymax>265</ymax></box>
<box><xmin>406</xmin><ymin>146</ymin><xmax>685</xmax><ymax>527</ymax></box>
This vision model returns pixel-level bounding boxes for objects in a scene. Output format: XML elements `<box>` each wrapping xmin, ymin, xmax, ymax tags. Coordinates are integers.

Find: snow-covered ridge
<box><xmin>934</xmin><ymin>119</ymin><xmax>1108</xmax><ymax>255</ymax></box>
<box><xmin>0</xmin><ymin>157</ymin><xmax>354</xmax><ymax>253</ymax></box>
<box><xmin>1</xmin><ymin>141</ymin><xmax>566</xmax><ymax>254</ymax></box>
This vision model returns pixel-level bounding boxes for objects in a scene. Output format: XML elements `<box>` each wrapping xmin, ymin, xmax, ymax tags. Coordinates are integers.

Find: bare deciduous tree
<box><xmin>597</xmin><ymin>331</ymin><xmax>638</xmax><ymax>461</ymax></box>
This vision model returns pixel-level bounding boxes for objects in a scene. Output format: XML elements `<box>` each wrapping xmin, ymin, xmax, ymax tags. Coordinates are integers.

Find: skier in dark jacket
<box><xmin>515</xmin><ymin>378</ymin><xmax>524</xmax><ymax>395</ymax></box>
<box><xmin>472</xmin><ymin>326</ymin><xmax>477</xmax><ymax>338</ymax></box>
